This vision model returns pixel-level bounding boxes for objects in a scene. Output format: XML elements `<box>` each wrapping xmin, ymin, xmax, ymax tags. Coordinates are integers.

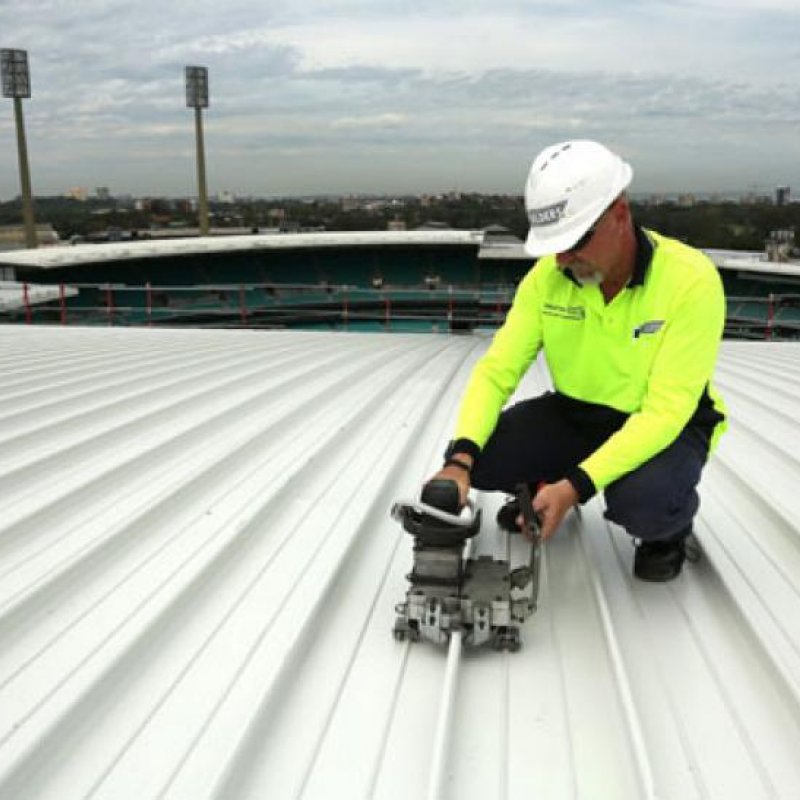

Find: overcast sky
<box><xmin>1</xmin><ymin>0</ymin><xmax>799</xmax><ymax>200</ymax></box>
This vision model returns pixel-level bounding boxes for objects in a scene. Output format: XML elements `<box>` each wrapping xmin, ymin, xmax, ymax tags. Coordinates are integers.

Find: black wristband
<box><xmin>444</xmin><ymin>438</ymin><xmax>482</xmax><ymax>462</ymax></box>
<box><xmin>444</xmin><ymin>457</ymin><xmax>472</xmax><ymax>473</ymax></box>
<box><xmin>564</xmin><ymin>466</ymin><xmax>597</xmax><ymax>504</ymax></box>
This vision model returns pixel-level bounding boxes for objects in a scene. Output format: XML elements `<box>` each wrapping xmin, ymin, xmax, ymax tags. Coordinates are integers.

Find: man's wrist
<box><xmin>564</xmin><ymin>466</ymin><xmax>596</xmax><ymax>504</ymax></box>
<box><xmin>444</xmin><ymin>438</ymin><xmax>481</xmax><ymax>462</ymax></box>
<box><xmin>444</xmin><ymin>455</ymin><xmax>473</xmax><ymax>473</ymax></box>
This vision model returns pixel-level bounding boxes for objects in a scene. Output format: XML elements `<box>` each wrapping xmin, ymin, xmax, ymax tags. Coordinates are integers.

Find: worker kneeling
<box><xmin>431</xmin><ymin>140</ymin><xmax>727</xmax><ymax>582</ymax></box>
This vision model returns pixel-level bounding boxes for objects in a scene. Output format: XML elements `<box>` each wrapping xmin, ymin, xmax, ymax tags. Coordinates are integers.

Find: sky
<box><xmin>1</xmin><ymin>0</ymin><xmax>799</xmax><ymax>200</ymax></box>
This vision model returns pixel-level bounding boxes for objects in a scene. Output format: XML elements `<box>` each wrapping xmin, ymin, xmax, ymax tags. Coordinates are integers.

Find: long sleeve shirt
<box><xmin>453</xmin><ymin>227</ymin><xmax>727</xmax><ymax>501</ymax></box>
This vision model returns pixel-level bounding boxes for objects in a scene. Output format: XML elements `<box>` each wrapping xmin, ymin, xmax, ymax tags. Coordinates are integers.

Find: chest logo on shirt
<box><xmin>633</xmin><ymin>320</ymin><xmax>665</xmax><ymax>338</ymax></box>
<box><xmin>543</xmin><ymin>303</ymin><xmax>585</xmax><ymax>321</ymax></box>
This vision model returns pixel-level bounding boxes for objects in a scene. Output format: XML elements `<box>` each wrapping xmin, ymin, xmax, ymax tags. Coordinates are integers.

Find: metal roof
<box><xmin>1</xmin><ymin>326</ymin><xmax>799</xmax><ymax>799</ymax></box>
<box><xmin>705</xmin><ymin>248</ymin><xmax>800</xmax><ymax>279</ymax></box>
<box><xmin>5</xmin><ymin>235</ymin><xmax>800</xmax><ymax>286</ymax></box>
<box><xmin>0</xmin><ymin>230</ymin><xmax>484</xmax><ymax>271</ymax></box>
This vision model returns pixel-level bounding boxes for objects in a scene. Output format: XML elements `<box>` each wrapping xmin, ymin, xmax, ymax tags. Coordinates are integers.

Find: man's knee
<box><xmin>469</xmin><ymin>393</ymin><xmax>590</xmax><ymax>494</ymax></box>
<box><xmin>603</xmin><ymin>436</ymin><xmax>705</xmax><ymax>540</ymax></box>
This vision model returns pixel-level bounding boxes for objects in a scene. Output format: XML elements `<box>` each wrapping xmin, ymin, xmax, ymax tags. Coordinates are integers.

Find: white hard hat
<box><xmin>523</xmin><ymin>140</ymin><xmax>633</xmax><ymax>257</ymax></box>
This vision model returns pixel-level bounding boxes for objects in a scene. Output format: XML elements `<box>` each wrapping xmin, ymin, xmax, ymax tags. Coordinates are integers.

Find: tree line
<box><xmin>1</xmin><ymin>193</ymin><xmax>798</xmax><ymax>252</ymax></box>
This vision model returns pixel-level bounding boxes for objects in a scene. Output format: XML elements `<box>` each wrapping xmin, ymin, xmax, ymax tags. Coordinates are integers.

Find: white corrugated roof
<box><xmin>1</xmin><ymin>326</ymin><xmax>799</xmax><ymax>800</ymax></box>
<box><xmin>0</xmin><ymin>230</ymin><xmax>484</xmax><ymax>271</ymax></box>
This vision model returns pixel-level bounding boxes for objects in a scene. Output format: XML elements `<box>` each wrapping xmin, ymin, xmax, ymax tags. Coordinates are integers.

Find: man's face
<box><xmin>555</xmin><ymin>200</ymin><xmax>621</xmax><ymax>284</ymax></box>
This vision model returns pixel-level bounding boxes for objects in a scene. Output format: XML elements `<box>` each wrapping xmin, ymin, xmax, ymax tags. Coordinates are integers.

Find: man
<box><xmin>432</xmin><ymin>139</ymin><xmax>727</xmax><ymax>581</ymax></box>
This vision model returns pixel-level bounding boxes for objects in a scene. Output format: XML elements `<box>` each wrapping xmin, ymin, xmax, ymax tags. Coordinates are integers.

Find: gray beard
<box><xmin>573</xmin><ymin>270</ymin><xmax>603</xmax><ymax>287</ymax></box>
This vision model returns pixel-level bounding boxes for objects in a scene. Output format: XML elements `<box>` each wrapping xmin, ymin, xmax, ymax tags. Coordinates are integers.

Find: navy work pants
<box><xmin>470</xmin><ymin>392</ymin><xmax>709</xmax><ymax>541</ymax></box>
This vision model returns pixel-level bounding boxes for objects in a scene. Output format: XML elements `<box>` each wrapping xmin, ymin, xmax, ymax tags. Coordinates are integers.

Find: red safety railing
<box><xmin>4</xmin><ymin>280</ymin><xmax>516</xmax><ymax>330</ymax></box>
<box><xmin>5</xmin><ymin>282</ymin><xmax>799</xmax><ymax>340</ymax></box>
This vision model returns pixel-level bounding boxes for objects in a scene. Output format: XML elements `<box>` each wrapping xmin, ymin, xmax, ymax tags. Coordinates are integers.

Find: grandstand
<box><xmin>707</xmin><ymin>248</ymin><xmax>800</xmax><ymax>339</ymax></box>
<box><xmin>0</xmin><ymin>230</ymin><xmax>520</xmax><ymax>331</ymax></box>
<box><xmin>0</xmin><ymin>231</ymin><xmax>798</xmax><ymax>338</ymax></box>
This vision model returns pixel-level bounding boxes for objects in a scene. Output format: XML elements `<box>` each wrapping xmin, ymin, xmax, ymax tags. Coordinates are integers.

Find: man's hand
<box><xmin>518</xmin><ymin>479</ymin><xmax>578</xmax><ymax>540</ymax></box>
<box><xmin>427</xmin><ymin>455</ymin><xmax>473</xmax><ymax>509</ymax></box>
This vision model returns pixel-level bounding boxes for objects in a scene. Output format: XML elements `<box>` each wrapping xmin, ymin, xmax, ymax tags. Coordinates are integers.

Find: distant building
<box><xmin>66</xmin><ymin>187</ymin><xmax>88</xmax><ymax>202</ymax></box>
<box><xmin>217</xmin><ymin>191</ymin><xmax>236</xmax><ymax>205</ymax></box>
<box><xmin>387</xmin><ymin>217</ymin><xmax>406</xmax><ymax>231</ymax></box>
<box><xmin>96</xmin><ymin>187</ymin><xmax>111</xmax><ymax>201</ymax></box>
<box><xmin>173</xmin><ymin>199</ymin><xmax>193</xmax><ymax>216</ymax></box>
<box><xmin>776</xmin><ymin>186</ymin><xmax>791</xmax><ymax>206</ymax></box>
<box><xmin>740</xmin><ymin>192</ymin><xmax>771</xmax><ymax>206</ymax></box>
<box><xmin>765</xmin><ymin>229</ymin><xmax>795</xmax><ymax>262</ymax></box>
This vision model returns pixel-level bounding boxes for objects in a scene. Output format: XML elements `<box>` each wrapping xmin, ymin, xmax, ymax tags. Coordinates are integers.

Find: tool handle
<box><xmin>421</xmin><ymin>478</ymin><xmax>461</xmax><ymax>514</ymax></box>
<box><xmin>516</xmin><ymin>483</ymin><xmax>543</xmax><ymax>614</ymax></box>
<box><xmin>517</xmin><ymin>483</ymin><xmax>542</xmax><ymax>540</ymax></box>
<box><xmin>390</xmin><ymin>496</ymin><xmax>477</xmax><ymax>528</ymax></box>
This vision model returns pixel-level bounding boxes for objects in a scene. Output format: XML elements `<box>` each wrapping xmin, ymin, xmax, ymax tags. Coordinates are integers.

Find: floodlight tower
<box><xmin>185</xmin><ymin>65</ymin><xmax>210</xmax><ymax>236</ymax></box>
<box><xmin>1</xmin><ymin>48</ymin><xmax>37</xmax><ymax>249</ymax></box>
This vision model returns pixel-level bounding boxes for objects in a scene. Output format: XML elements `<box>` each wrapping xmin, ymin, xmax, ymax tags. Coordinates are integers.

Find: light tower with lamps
<box><xmin>1</xmin><ymin>48</ymin><xmax>37</xmax><ymax>249</ymax></box>
<box><xmin>185</xmin><ymin>65</ymin><xmax>210</xmax><ymax>236</ymax></box>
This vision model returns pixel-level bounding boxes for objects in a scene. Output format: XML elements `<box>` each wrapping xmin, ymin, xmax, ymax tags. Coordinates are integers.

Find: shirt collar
<box><xmin>629</xmin><ymin>224</ymin><xmax>654</xmax><ymax>287</ymax></box>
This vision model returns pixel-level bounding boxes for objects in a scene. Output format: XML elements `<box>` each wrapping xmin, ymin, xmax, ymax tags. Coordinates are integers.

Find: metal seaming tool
<box><xmin>390</xmin><ymin>481</ymin><xmax>541</xmax><ymax>651</ymax></box>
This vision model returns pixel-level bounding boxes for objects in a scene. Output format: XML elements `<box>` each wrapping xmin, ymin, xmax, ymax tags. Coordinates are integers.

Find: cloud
<box><xmin>332</xmin><ymin>113</ymin><xmax>408</xmax><ymax>130</ymax></box>
<box><xmin>1</xmin><ymin>0</ymin><xmax>799</xmax><ymax>197</ymax></box>
<box><xmin>675</xmin><ymin>0</ymin><xmax>800</xmax><ymax>11</ymax></box>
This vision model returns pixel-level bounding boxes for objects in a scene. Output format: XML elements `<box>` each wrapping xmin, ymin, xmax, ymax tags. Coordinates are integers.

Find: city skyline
<box><xmin>1</xmin><ymin>0</ymin><xmax>799</xmax><ymax>201</ymax></box>
<box><xmin>1</xmin><ymin>186</ymin><xmax>792</xmax><ymax>205</ymax></box>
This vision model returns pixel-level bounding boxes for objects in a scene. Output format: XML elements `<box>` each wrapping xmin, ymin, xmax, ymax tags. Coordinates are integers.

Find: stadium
<box><xmin>1</xmin><ymin>228</ymin><xmax>799</xmax><ymax>338</ymax></box>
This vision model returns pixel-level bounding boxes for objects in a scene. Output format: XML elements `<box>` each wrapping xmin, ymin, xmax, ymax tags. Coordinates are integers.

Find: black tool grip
<box><xmin>516</xmin><ymin>483</ymin><xmax>541</xmax><ymax>539</ymax></box>
<box><xmin>421</xmin><ymin>478</ymin><xmax>461</xmax><ymax>515</ymax></box>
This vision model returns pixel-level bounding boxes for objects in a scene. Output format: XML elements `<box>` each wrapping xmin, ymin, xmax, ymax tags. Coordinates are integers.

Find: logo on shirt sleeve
<box><xmin>633</xmin><ymin>320</ymin><xmax>665</xmax><ymax>338</ymax></box>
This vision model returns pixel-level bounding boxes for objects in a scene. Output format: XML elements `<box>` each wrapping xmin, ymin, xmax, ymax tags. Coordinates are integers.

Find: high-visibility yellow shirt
<box><xmin>454</xmin><ymin>228</ymin><xmax>727</xmax><ymax>495</ymax></box>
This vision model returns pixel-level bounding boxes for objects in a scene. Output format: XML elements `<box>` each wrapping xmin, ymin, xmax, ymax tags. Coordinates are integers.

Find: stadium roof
<box><xmin>4</xmin><ymin>233</ymin><xmax>800</xmax><ymax>283</ymax></box>
<box><xmin>0</xmin><ymin>230</ymin><xmax>484</xmax><ymax>272</ymax></box>
<box><xmin>1</xmin><ymin>326</ymin><xmax>799</xmax><ymax>799</ymax></box>
<box><xmin>705</xmin><ymin>248</ymin><xmax>800</xmax><ymax>279</ymax></box>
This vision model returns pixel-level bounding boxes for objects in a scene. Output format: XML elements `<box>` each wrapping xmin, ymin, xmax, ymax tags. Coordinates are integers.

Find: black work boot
<box><xmin>633</xmin><ymin>527</ymin><xmax>691</xmax><ymax>582</ymax></box>
<box><xmin>496</xmin><ymin>496</ymin><xmax>522</xmax><ymax>533</ymax></box>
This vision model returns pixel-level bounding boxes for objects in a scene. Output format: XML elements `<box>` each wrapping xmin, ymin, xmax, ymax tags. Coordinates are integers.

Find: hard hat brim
<box><xmin>524</xmin><ymin>224</ymin><xmax>595</xmax><ymax>258</ymax></box>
